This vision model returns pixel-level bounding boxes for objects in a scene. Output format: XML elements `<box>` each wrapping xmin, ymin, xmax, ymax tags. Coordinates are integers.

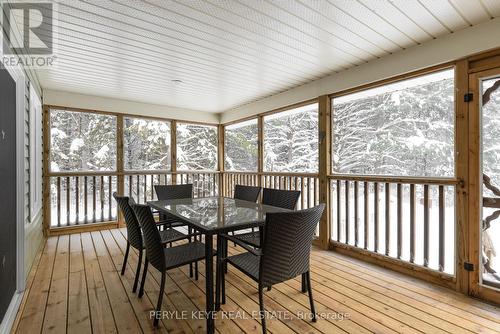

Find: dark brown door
<box><xmin>0</xmin><ymin>67</ymin><xmax>17</xmax><ymax>320</ymax></box>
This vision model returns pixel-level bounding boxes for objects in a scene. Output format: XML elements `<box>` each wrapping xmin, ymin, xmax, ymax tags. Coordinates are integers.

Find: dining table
<box><xmin>147</xmin><ymin>196</ymin><xmax>290</xmax><ymax>334</ymax></box>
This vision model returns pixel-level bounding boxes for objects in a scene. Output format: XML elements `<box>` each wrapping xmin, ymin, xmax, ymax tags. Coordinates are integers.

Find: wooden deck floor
<box><xmin>12</xmin><ymin>227</ymin><xmax>500</xmax><ymax>334</ymax></box>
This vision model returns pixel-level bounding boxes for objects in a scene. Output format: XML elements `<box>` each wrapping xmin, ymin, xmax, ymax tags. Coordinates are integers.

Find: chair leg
<box><xmin>215</xmin><ymin>237</ymin><xmax>221</xmax><ymax>310</ymax></box>
<box><xmin>220</xmin><ymin>258</ymin><xmax>226</xmax><ymax>305</ymax></box>
<box><xmin>267</xmin><ymin>286</ymin><xmax>271</xmax><ymax>291</ymax></box>
<box><xmin>121</xmin><ymin>242</ymin><xmax>130</xmax><ymax>275</ymax></box>
<box><xmin>189</xmin><ymin>227</ymin><xmax>193</xmax><ymax>278</ymax></box>
<box><xmin>195</xmin><ymin>261</ymin><xmax>199</xmax><ymax>280</ymax></box>
<box><xmin>305</xmin><ymin>271</ymin><xmax>316</xmax><ymax>322</ymax></box>
<box><xmin>132</xmin><ymin>248</ymin><xmax>142</xmax><ymax>293</ymax></box>
<box><xmin>258</xmin><ymin>284</ymin><xmax>267</xmax><ymax>334</ymax></box>
<box><xmin>301</xmin><ymin>273</ymin><xmax>307</xmax><ymax>293</ymax></box>
<box><xmin>138</xmin><ymin>258</ymin><xmax>149</xmax><ymax>298</ymax></box>
<box><xmin>154</xmin><ymin>272</ymin><xmax>166</xmax><ymax>327</ymax></box>
<box><xmin>223</xmin><ymin>238</ymin><xmax>228</xmax><ymax>274</ymax></box>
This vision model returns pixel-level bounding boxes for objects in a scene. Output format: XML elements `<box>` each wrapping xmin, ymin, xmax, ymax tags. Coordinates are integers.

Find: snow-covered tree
<box><xmin>176</xmin><ymin>123</ymin><xmax>218</xmax><ymax>170</ymax></box>
<box><xmin>225</xmin><ymin>119</ymin><xmax>258</xmax><ymax>171</ymax></box>
<box><xmin>124</xmin><ymin>117</ymin><xmax>171</xmax><ymax>171</ymax></box>
<box><xmin>264</xmin><ymin>104</ymin><xmax>319</xmax><ymax>173</ymax></box>
<box><xmin>50</xmin><ymin>110</ymin><xmax>116</xmax><ymax>171</ymax></box>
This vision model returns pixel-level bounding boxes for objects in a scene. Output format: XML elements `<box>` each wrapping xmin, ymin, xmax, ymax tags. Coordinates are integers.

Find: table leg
<box><xmin>205</xmin><ymin>233</ymin><xmax>215</xmax><ymax>334</ymax></box>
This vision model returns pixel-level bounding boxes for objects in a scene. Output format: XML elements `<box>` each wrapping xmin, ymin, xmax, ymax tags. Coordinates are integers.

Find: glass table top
<box><xmin>148</xmin><ymin>196</ymin><xmax>289</xmax><ymax>232</ymax></box>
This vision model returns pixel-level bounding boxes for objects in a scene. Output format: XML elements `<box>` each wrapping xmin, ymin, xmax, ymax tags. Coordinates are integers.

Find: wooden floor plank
<box><xmin>10</xmin><ymin>235</ymin><xmax>44</xmax><ymax>334</ymax></box>
<box><xmin>67</xmin><ymin>233</ymin><xmax>92</xmax><ymax>333</ymax></box>
<box><xmin>15</xmin><ymin>237</ymin><xmax>58</xmax><ymax>334</ymax></box>
<box><xmin>15</xmin><ymin>228</ymin><xmax>500</xmax><ymax>334</ymax></box>
<box><xmin>81</xmin><ymin>232</ymin><xmax>117</xmax><ymax>334</ymax></box>
<box><xmin>313</xmin><ymin>249</ymin><xmax>500</xmax><ymax>326</ymax></box>
<box><xmin>309</xmin><ymin>252</ymin><xmax>498</xmax><ymax>333</ymax></box>
<box><xmin>99</xmin><ymin>229</ymin><xmax>170</xmax><ymax>334</ymax></box>
<box><xmin>42</xmin><ymin>235</ymin><xmax>70</xmax><ymax>334</ymax></box>
<box><xmin>90</xmin><ymin>231</ymin><xmax>142</xmax><ymax>334</ymax></box>
<box><xmin>316</xmin><ymin>249</ymin><xmax>500</xmax><ymax>320</ymax></box>
<box><xmin>108</xmin><ymin>228</ymin><xmax>195</xmax><ymax>334</ymax></box>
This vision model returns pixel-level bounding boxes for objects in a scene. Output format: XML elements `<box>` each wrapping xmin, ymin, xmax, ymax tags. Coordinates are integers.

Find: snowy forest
<box><xmin>176</xmin><ymin>123</ymin><xmax>218</xmax><ymax>170</ymax></box>
<box><xmin>225</xmin><ymin>119</ymin><xmax>258</xmax><ymax>171</ymax></box>
<box><xmin>263</xmin><ymin>104</ymin><xmax>319</xmax><ymax>173</ymax></box>
<box><xmin>124</xmin><ymin>117</ymin><xmax>171</xmax><ymax>171</ymax></box>
<box><xmin>332</xmin><ymin>69</ymin><xmax>455</xmax><ymax>177</ymax></box>
<box><xmin>50</xmin><ymin>110</ymin><xmax>117</xmax><ymax>172</ymax></box>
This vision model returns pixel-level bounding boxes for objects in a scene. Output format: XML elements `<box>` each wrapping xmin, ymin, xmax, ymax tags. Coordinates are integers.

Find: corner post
<box><xmin>218</xmin><ymin>124</ymin><xmax>225</xmax><ymax>196</ymax></box>
<box><xmin>318</xmin><ymin>95</ymin><xmax>331</xmax><ymax>250</ymax></box>
<box><xmin>171</xmin><ymin>120</ymin><xmax>177</xmax><ymax>185</ymax></box>
<box><xmin>42</xmin><ymin>105</ymin><xmax>51</xmax><ymax>236</ymax></box>
<box><xmin>116</xmin><ymin>115</ymin><xmax>124</xmax><ymax>226</ymax></box>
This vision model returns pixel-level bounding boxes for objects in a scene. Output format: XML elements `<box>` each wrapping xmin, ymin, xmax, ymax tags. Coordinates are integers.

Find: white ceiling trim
<box><xmin>220</xmin><ymin>16</ymin><xmax>500</xmax><ymax>123</ymax></box>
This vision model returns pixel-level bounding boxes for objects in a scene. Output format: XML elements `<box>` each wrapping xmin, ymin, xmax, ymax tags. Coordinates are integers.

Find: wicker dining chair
<box><xmin>217</xmin><ymin>204</ymin><xmax>325</xmax><ymax>334</ymax></box>
<box><xmin>154</xmin><ymin>184</ymin><xmax>199</xmax><ymax>279</ymax></box>
<box><xmin>233</xmin><ymin>184</ymin><xmax>261</xmax><ymax>203</ymax></box>
<box><xmin>113</xmin><ymin>193</ymin><xmax>194</xmax><ymax>293</ymax></box>
<box><xmin>230</xmin><ymin>188</ymin><xmax>301</xmax><ymax>249</ymax></box>
<box><xmin>132</xmin><ymin>204</ymin><xmax>213</xmax><ymax>327</ymax></box>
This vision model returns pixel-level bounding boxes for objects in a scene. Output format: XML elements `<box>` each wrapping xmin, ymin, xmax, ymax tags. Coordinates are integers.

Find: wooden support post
<box><xmin>318</xmin><ymin>95</ymin><xmax>331</xmax><ymax>249</ymax></box>
<box><xmin>116</xmin><ymin>115</ymin><xmax>125</xmax><ymax>226</ymax></box>
<box><xmin>218</xmin><ymin>124</ymin><xmax>225</xmax><ymax>196</ymax></box>
<box><xmin>42</xmin><ymin>106</ymin><xmax>51</xmax><ymax>235</ymax></box>
<box><xmin>171</xmin><ymin>120</ymin><xmax>177</xmax><ymax>185</ymax></box>
<box><xmin>258</xmin><ymin>116</ymin><xmax>264</xmax><ymax>191</ymax></box>
<box><xmin>455</xmin><ymin>59</ymin><xmax>470</xmax><ymax>294</ymax></box>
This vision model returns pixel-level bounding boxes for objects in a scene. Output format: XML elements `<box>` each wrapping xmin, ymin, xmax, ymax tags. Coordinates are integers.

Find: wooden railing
<box><xmin>329</xmin><ymin>175</ymin><xmax>457</xmax><ymax>274</ymax></box>
<box><xmin>222</xmin><ymin>171</ymin><xmax>320</xmax><ymax>210</ymax></box>
<box><xmin>48</xmin><ymin>170</ymin><xmax>219</xmax><ymax>228</ymax></box>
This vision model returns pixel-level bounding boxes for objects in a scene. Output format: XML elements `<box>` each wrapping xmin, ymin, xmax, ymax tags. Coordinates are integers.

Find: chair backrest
<box><xmin>113</xmin><ymin>193</ymin><xmax>142</xmax><ymax>250</ymax></box>
<box><xmin>233</xmin><ymin>185</ymin><xmax>261</xmax><ymax>203</ymax></box>
<box><xmin>262</xmin><ymin>188</ymin><xmax>301</xmax><ymax>210</ymax></box>
<box><xmin>260</xmin><ymin>204</ymin><xmax>325</xmax><ymax>287</ymax></box>
<box><xmin>131</xmin><ymin>204</ymin><xmax>165</xmax><ymax>272</ymax></box>
<box><xmin>154</xmin><ymin>184</ymin><xmax>193</xmax><ymax>200</ymax></box>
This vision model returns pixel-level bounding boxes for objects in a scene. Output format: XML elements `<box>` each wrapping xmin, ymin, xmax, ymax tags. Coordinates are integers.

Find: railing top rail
<box><xmin>328</xmin><ymin>173</ymin><xmax>458</xmax><ymax>185</ymax></box>
<box><xmin>225</xmin><ymin>171</ymin><xmax>319</xmax><ymax>177</ymax></box>
<box><xmin>47</xmin><ymin>170</ymin><xmax>222</xmax><ymax>177</ymax></box>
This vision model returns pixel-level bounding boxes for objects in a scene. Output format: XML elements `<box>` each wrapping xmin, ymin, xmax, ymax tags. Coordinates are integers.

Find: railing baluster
<box><xmin>337</xmin><ymin>179</ymin><xmax>341</xmax><ymax>242</ymax></box>
<box><xmin>397</xmin><ymin>183</ymin><xmax>402</xmax><ymax>259</ymax></box>
<box><xmin>314</xmin><ymin>177</ymin><xmax>318</xmax><ymax>205</ymax></box>
<box><xmin>302</xmin><ymin>177</ymin><xmax>306</xmax><ymax>210</ymax></box>
<box><xmin>100</xmin><ymin>176</ymin><xmax>104</xmax><ymax>222</ymax></box>
<box><xmin>128</xmin><ymin>175</ymin><xmax>132</xmax><ymax>198</ymax></box>
<box><xmin>345</xmin><ymin>180</ymin><xmax>350</xmax><ymax>244</ymax></box>
<box><xmin>364</xmin><ymin>181</ymin><xmax>368</xmax><ymax>249</ymax></box>
<box><xmin>143</xmin><ymin>174</ymin><xmax>147</xmax><ymax>203</ymax></box>
<box><xmin>410</xmin><ymin>184</ymin><xmax>416</xmax><ymax>263</ymax></box>
<box><xmin>439</xmin><ymin>185</ymin><xmax>445</xmax><ymax>271</ymax></box>
<box><xmin>136</xmin><ymin>175</ymin><xmax>140</xmax><ymax>203</ymax></box>
<box><xmin>108</xmin><ymin>175</ymin><xmax>112</xmax><ymax>220</ymax></box>
<box><xmin>374</xmin><ymin>182</ymin><xmax>379</xmax><ymax>252</ymax></box>
<box><xmin>84</xmin><ymin>176</ymin><xmax>88</xmax><ymax>223</ymax></box>
<box><xmin>150</xmin><ymin>174</ymin><xmax>154</xmax><ymax>200</ymax></box>
<box><xmin>423</xmin><ymin>184</ymin><xmax>430</xmax><ymax>267</ymax></box>
<box><xmin>66</xmin><ymin>176</ymin><xmax>70</xmax><ymax>226</ymax></box>
<box><xmin>75</xmin><ymin>176</ymin><xmax>79</xmax><ymax>224</ymax></box>
<box><xmin>354</xmin><ymin>181</ymin><xmax>359</xmax><ymax>247</ymax></box>
<box><xmin>93</xmin><ymin>176</ymin><xmax>96</xmax><ymax>222</ymax></box>
<box><xmin>57</xmin><ymin>177</ymin><xmax>61</xmax><ymax>227</ymax></box>
<box><xmin>385</xmin><ymin>182</ymin><xmax>390</xmax><ymax>256</ymax></box>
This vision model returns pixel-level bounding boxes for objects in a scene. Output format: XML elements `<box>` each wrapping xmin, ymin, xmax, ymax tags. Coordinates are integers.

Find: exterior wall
<box><xmin>23</xmin><ymin>71</ymin><xmax>44</xmax><ymax>278</ymax></box>
<box><xmin>43</xmin><ymin>89</ymin><xmax>219</xmax><ymax>124</ymax></box>
<box><xmin>220</xmin><ymin>17</ymin><xmax>500</xmax><ymax>123</ymax></box>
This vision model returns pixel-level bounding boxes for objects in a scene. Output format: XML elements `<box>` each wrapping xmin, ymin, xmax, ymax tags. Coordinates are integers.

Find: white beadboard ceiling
<box><xmin>32</xmin><ymin>0</ymin><xmax>500</xmax><ymax>113</ymax></box>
